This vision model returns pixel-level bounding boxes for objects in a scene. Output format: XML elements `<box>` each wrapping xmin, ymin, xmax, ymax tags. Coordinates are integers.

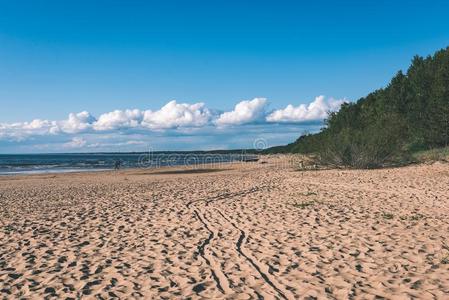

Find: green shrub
<box><xmin>267</xmin><ymin>46</ymin><xmax>449</xmax><ymax>168</ymax></box>
<box><xmin>317</xmin><ymin>114</ymin><xmax>409</xmax><ymax>168</ymax></box>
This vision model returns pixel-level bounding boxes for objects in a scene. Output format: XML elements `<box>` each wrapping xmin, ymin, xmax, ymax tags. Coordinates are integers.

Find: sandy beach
<box><xmin>1</xmin><ymin>156</ymin><xmax>448</xmax><ymax>299</ymax></box>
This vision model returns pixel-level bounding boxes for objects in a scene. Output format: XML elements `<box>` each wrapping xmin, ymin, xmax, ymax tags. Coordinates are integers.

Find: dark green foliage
<box><xmin>266</xmin><ymin>47</ymin><xmax>449</xmax><ymax>168</ymax></box>
<box><xmin>317</xmin><ymin>112</ymin><xmax>410</xmax><ymax>168</ymax></box>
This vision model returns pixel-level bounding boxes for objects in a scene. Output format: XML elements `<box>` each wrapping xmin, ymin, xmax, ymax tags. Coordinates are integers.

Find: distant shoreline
<box><xmin>0</xmin><ymin>149</ymin><xmax>260</xmax><ymax>156</ymax></box>
<box><xmin>0</xmin><ymin>152</ymin><xmax>263</xmax><ymax>176</ymax></box>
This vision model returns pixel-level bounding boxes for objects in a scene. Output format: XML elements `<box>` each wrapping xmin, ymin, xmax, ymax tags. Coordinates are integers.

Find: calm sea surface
<box><xmin>0</xmin><ymin>152</ymin><xmax>257</xmax><ymax>175</ymax></box>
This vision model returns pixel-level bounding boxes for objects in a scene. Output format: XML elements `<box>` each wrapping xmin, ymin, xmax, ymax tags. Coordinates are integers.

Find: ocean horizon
<box><xmin>0</xmin><ymin>152</ymin><xmax>259</xmax><ymax>175</ymax></box>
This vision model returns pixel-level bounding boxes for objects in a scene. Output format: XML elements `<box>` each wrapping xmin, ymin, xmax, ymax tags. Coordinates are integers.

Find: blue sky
<box><xmin>1</xmin><ymin>0</ymin><xmax>449</xmax><ymax>153</ymax></box>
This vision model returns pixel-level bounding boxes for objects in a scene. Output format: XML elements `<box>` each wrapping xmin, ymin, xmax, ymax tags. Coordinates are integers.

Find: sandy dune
<box><xmin>1</xmin><ymin>157</ymin><xmax>449</xmax><ymax>299</ymax></box>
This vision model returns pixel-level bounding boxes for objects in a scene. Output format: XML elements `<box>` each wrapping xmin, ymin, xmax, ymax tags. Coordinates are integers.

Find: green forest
<box><xmin>267</xmin><ymin>47</ymin><xmax>449</xmax><ymax>168</ymax></box>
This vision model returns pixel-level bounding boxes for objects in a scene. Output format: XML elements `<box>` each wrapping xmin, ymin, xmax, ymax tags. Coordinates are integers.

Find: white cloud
<box><xmin>93</xmin><ymin>109</ymin><xmax>143</xmax><ymax>131</ymax></box>
<box><xmin>0</xmin><ymin>112</ymin><xmax>96</xmax><ymax>140</ymax></box>
<box><xmin>142</xmin><ymin>100</ymin><xmax>212</xmax><ymax>129</ymax></box>
<box><xmin>88</xmin><ymin>101</ymin><xmax>212</xmax><ymax>131</ymax></box>
<box><xmin>21</xmin><ymin>119</ymin><xmax>54</xmax><ymax>130</ymax></box>
<box><xmin>216</xmin><ymin>98</ymin><xmax>268</xmax><ymax>126</ymax></box>
<box><xmin>63</xmin><ymin>137</ymin><xmax>87</xmax><ymax>148</ymax></box>
<box><xmin>0</xmin><ymin>96</ymin><xmax>349</xmax><ymax>148</ymax></box>
<box><xmin>266</xmin><ymin>95</ymin><xmax>346</xmax><ymax>123</ymax></box>
<box><xmin>60</xmin><ymin>111</ymin><xmax>96</xmax><ymax>133</ymax></box>
<box><xmin>1</xmin><ymin>101</ymin><xmax>212</xmax><ymax>140</ymax></box>
<box><xmin>0</xmin><ymin>119</ymin><xmax>59</xmax><ymax>140</ymax></box>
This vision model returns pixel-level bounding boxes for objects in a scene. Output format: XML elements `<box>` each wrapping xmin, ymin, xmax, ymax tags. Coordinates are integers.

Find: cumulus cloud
<box><xmin>0</xmin><ymin>119</ymin><xmax>59</xmax><ymax>140</ymax></box>
<box><xmin>60</xmin><ymin>111</ymin><xmax>96</xmax><ymax>133</ymax></box>
<box><xmin>89</xmin><ymin>101</ymin><xmax>212</xmax><ymax>131</ymax></box>
<box><xmin>142</xmin><ymin>100</ymin><xmax>212</xmax><ymax>129</ymax></box>
<box><xmin>93</xmin><ymin>109</ymin><xmax>143</xmax><ymax>131</ymax></box>
<box><xmin>0</xmin><ymin>96</ymin><xmax>349</xmax><ymax>147</ymax></box>
<box><xmin>266</xmin><ymin>95</ymin><xmax>346</xmax><ymax>123</ymax></box>
<box><xmin>0</xmin><ymin>112</ymin><xmax>96</xmax><ymax>140</ymax></box>
<box><xmin>216</xmin><ymin>98</ymin><xmax>268</xmax><ymax>126</ymax></box>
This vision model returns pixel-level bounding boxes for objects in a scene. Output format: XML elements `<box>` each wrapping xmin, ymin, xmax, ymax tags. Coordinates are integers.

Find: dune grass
<box><xmin>412</xmin><ymin>146</ymin><xmax>449</xmax><ymax>163</ymax></box>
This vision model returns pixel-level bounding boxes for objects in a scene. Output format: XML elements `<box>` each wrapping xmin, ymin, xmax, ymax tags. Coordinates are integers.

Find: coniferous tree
<box><xmin>265</xmin><ymin>46</ymin><xmax>449</xmax><ymax>167</ymax></box>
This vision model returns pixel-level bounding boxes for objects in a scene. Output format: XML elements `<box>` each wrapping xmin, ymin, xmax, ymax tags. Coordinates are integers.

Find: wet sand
<box><xmin>0</xmin><ymin>157</ymin><xmax>448</xmax><ymax>299</ymax></box>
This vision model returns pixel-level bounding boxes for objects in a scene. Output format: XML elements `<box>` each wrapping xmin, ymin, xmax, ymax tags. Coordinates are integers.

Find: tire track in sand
<box><xmin>189</xmin><ymin>177</ymin><xmax>293</xmax><ymax>299</ymax></box>
<box><xmin>192</xmin><ymin>208</ymin><xmax>232</xmax><ymax>294</ymax></box>
<box><xmin>186</xmin><ymin>186</ymin><xmax>268</xmax><ymax>208</ymax></box>
<box><xmin>214</xmin><ymin>208</ymin><xmax>293</xmax><ymax>300</ymax></box>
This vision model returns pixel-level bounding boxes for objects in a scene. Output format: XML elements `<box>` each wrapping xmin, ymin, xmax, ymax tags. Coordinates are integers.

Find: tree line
<box><xmin>266</xmin><ymin>46</ymin><xmax>449</xmax><ymax>168</ymax></box>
